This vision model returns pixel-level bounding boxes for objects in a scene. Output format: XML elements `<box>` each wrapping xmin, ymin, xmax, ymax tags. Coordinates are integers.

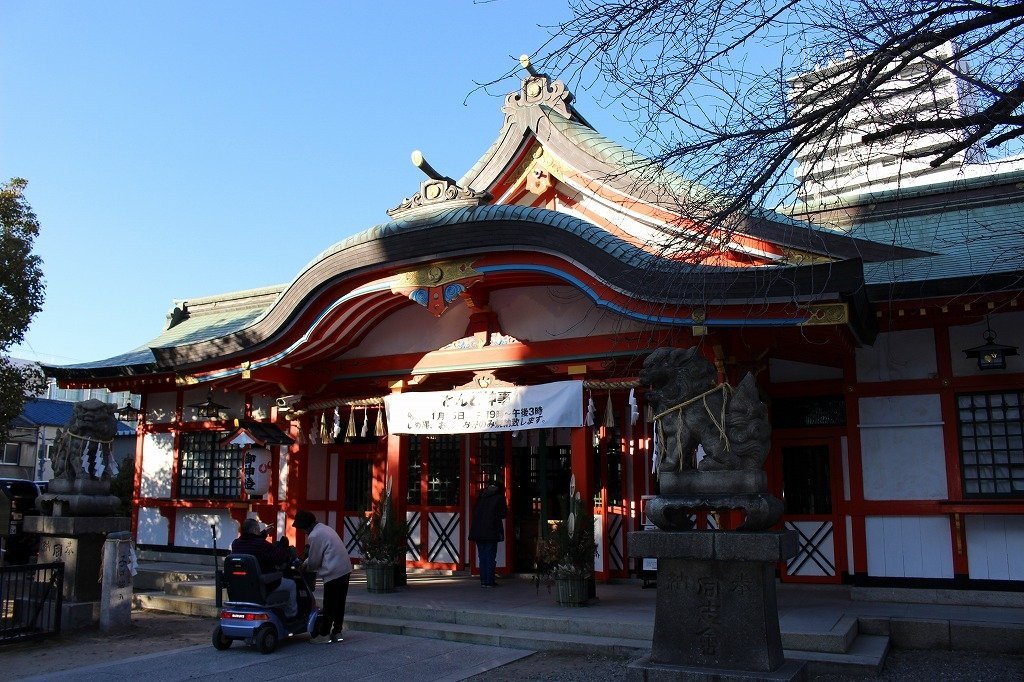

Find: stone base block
<box><xmin>24</xmin><ymin>516</ymin><xmax>129</xmax><ymax>535</ymax></box>
<box><xmin>629</xmin><ymin>530</ymin><xmax>800</xmax><ymax>674</ymax></box>
<box><xmin>628</xmin><ymin>655</ymin><xmax>807</xmax><ymax>681</ymax></box>
<box><xmin>61</xmin><ymin>600</ymin><xmax>100</xmax><ymax>630</ymax></box>
<box><xmin>24</xmin><ymin>516</ymin><xmax>130</xmax><ymax>602</ymax></box>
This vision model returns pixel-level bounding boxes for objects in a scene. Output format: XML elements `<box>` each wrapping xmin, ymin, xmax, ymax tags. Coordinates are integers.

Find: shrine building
<box><xmin>46</xmin><ymin>61</ymin><xmax>1024</xmax><ymax>589</ymax></box>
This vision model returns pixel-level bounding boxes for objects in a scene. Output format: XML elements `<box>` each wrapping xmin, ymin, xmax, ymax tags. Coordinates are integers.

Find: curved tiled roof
<box><xmin>130</xmin><ymin>204</ymin><xmax>866</xmax><ymax>371</ymax></box>
<box><xmin>459</xmin><ymin>102</ymin><xmax>925</xmax><ymax>264</ymax></box>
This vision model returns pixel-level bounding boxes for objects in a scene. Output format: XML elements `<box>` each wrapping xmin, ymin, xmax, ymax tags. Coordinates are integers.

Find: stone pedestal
<box><xmin>24</xmin><ymin>516</ymin><xmax>130</xmax><ymax>610</ymax></box>
<box><xmin>628</xmin><ymin>530</ymin><xmax>806</xmax><ymax>681</ymax></box>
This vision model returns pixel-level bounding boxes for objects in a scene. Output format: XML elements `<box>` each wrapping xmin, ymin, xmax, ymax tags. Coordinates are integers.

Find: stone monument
<box><xmin>628</xmin><ymin>347</ymin><xmax>805</xmax><ymax>681</ymax></box>
<box><xmin>100</xmin><ymin>530</ymin><xmax>136</xmax><ymax>632</ymax></box>
<box><xmin>24</xmin><ymin>399</ymin><xmax>131</xmax><ymax>628</ymax></box>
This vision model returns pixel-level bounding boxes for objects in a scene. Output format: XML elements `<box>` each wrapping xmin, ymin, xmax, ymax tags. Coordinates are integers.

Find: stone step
<box><xmin>858</xmin><ymin>614</ymin><xmax>1024</xmax><ymax>655</ymax></box>
<box><xmin>344</xmin><ymin>600</ymin><xmax>860</xmax><ymax>655</ymax></box>
<box><xmin>790</xmin><ymin>634</ymin><xmax>889</xmax><ymax>678</ymax></box>
<box><xmin>348</xmin><ymin>613</ymin><xmax>652</xmax><ymax>657</ymax></box>
<box><xmin>780</xmin><ymin>614</ymin><xmax>859</xmax><ymax>654</ymax></box>
<box><xmin>344</xmin><ymin>599</ymin><xmax>651</xmax><ymax>641</ymax></box>
<box><xmin>136</xmin><ymin>549</ymin><xmax>223</xmax><ymax>566</ymax></box>
<box><xmin>163</xmin><ymin>579</ymin><xmax>223</xmax><ymax>600</ymax></box>
<box><xmin>133</xmin><ymin>592</ymin><xmax>219</xmax><ymax>618</ymax></box>
<box><xmin>134</xmin><ymin>568</ymin><xmax>214</xmax><ymax>592</ymax></box>
<box><xmin>343</xmin><ymin>613</ymin><xmax>885</xmax><ymax>676</ymax></box>
<box><xmin>133</xmin><ymin>590</ymin><xmax>883</xmax><ymax>675</ymax></box>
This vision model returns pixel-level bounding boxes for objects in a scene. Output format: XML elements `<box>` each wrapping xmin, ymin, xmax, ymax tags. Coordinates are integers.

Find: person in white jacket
<box><xmin>293</xmin><ymin>510</ymin><xmax>353</xmax><ymax>644</ymax></box>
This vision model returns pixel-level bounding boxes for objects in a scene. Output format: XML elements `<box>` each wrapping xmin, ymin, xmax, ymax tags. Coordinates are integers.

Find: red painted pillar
<box><xmin>384</xmin><ymin>389</ymin><xmax>408</xmax><ymax>583</ymax></box>
<box><xmin>570</xmin><ymin>379</ymin><xmax>597</xmax><ymax>579</ymax></box>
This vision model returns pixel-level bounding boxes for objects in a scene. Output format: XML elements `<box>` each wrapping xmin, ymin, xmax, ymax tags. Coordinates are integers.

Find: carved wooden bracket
<box><xmin>391</xmin><ymin>259</ymin><xmax>483</xmax><ymax>317</ymax></box>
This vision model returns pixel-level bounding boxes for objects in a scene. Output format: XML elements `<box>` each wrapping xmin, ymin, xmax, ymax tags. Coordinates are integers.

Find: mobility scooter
<box><xmin>212</xmin><ymin>553</ymin><xmax>320</xmax><ymax>654</ymax></box>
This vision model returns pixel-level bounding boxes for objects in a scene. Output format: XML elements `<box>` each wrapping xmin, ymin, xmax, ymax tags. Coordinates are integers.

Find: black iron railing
<box><xmin>0</xmin><ymin>562</ymin><xmax>63</xmax><ymax>644</ymax></box>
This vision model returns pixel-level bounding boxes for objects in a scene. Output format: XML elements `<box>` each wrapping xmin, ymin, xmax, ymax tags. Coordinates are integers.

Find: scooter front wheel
<box><xmin>212</xmin><ymin>626</ymin><xmax>232</xmax><ymax>650</ymax></box>
<box><xmin>255</xmin><ymin>624</ymin><xmax>278</xmax><ymax>654</ymax></box>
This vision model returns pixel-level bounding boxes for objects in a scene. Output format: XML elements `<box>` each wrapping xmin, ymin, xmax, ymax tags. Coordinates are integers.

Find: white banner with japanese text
<box><xmin>384</xmin><ymin>380</ymin><xmax>584</xmax><ymax>434</ymax></box>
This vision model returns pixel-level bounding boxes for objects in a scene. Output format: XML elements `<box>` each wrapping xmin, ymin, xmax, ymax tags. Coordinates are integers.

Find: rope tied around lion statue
<box><xmin>51</xmin><ymin>399</ymin><xmax>121</xmax><ymax>482</ymax></box>
<box><xmin>640</xmin><ymin>347</ymin><xmax>770</xmax><ymax>475</ymax></box>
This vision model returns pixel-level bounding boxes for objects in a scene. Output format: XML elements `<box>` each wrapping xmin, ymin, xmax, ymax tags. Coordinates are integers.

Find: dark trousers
<box><xmin>477</xmin><ymin>541</ymin><xmax>497</xmax><ymax>585</ymax></box>
<box><xmin>319</xmin><ymin>573</ymin><xmax>351</xmax><ymax>637</ymax></box>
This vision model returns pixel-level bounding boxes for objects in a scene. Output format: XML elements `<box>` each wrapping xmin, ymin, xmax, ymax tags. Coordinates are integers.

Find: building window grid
<box><xmin>427</xmin><ymin>435</ymin><xmax>460</xmax><ymax>507</ymax></box>
<box><xmin>957</xmin><ymin>391</ymin><xmax>1024</xmax><ymax>497</ymax></box>
<box><xmin>771</xmin><ymin>396</ymin><xmax>846</xmax><ymax>429</ymax></box>
<box><xmin>2</xmin><ymin>443</ymin><xmax>20</xmax><ymax>465</ymax></box>
<box><xmin>344</xmin><ymin>459</ymin><xmax>372</xmax><ymax>512</ymax></box>
<box><xmin>477</xmin><ymin>432</ymin><xmax>505</xmax><ymax>490</ymax></box>
<box><xmin>407</xmin><ymin>436</ymin><xmax>422</xmax><ymax>505</ymax></box>
<box><xmin>178</xmin><ymin>431</ymin><xmax>241</xmax><ymax>499</ymax></box>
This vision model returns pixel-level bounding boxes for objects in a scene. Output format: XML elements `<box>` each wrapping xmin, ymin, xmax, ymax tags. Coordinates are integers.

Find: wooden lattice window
<box><xmin>178</xmin><ymin>431</ymin><xmax>240</xmax><ymax>499</ymax></box>
<box><xmin>344</xmin><ymin>459</ymin><xmax>372</xmax><ymax>512</ymax></box>
<box><xmin>958</xmin><ymin>391</ymin><xmax>1024</xmax><ymax>497</ymax></box>
<box><xmin>477</xmin><ymin>432</ymin><xmax>505</xmax><ymax>490</ymax></box>
<box><xmin>772</xmin><ymin>396</ymin><xmax>846</xmax><ymax>429</ymax></box>
<box><xmin>407</xmin><ymin>436</ymin><xmax>422</xmax><ymax>505</ymax></box>
<box><xmin>427</xmin><ymin>435</ymin><xmax>460</xmax><ymax>506</ymax></box>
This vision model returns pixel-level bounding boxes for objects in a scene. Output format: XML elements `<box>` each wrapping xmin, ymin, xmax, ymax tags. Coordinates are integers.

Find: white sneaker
<box><xmin>309</xmin><ymin>634</ymin><xmax>332</xmax><ymax>644</ymax></box>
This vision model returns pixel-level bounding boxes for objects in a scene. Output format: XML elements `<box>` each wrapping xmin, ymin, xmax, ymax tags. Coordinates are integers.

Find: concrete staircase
<box><xmin>342</xmin><ymin>598</ymin><xmax>889</xmax><ymax>677</ymax></box>
<box><xmin>131</xmin><ymin>560</ymin><xmax>889</xmax><ymax>677</ymax></box>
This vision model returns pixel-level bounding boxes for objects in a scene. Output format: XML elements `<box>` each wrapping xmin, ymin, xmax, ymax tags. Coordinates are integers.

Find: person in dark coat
<box><xmin>468</xmin><ymin>480</ymin><xmax>507</xmax><ymax>587</ymax></box>
<box><xmin>231</xmin><ymin>517</ymin><xmax>297</xmax><ymax>618</ymax></box>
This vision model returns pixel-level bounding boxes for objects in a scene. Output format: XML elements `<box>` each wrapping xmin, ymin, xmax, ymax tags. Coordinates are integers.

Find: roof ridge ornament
<box><xmin>387</xmin><ymin>150</ymin><xmax>490</xmax><ymax>220</ymax></box>
<box><xmin>503</xmin><ymin>54</ymin><xmax>575</xmax><ymax>120</ymax></box>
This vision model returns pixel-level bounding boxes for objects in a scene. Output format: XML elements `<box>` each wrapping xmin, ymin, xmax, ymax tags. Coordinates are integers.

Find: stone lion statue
<box><xmin>640</xmin><ymin>347</ymin><xmax>770</xmax><ymax>473</ymax></box>
<box><xmin>51</xmin><ymin>399</ymin><xmax>118</xmax><ymax>482</ymax></box>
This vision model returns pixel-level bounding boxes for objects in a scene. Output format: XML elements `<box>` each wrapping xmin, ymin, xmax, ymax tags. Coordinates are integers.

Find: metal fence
<box><xmin>0</xmin><ymin>562</ymin><xmax>63</xmax><ymax>644</ymax></box>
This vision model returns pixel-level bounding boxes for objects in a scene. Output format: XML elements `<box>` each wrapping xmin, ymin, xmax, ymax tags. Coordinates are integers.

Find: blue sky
<box><xmin>3</xmin><ymin>1</ymin><xmax>630</xmax><ymax>366</ymax></box>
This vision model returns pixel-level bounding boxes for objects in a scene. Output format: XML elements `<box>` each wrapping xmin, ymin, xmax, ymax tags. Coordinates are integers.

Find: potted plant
<box><xmin>537</xmin><ymin>475</ymin><xmax>597</xmax><ymax>606</ymax></box>
<box><xmin>355</xmin><ymin>478</ymin><xmax>408</xmax><ymax>593</ymax></box>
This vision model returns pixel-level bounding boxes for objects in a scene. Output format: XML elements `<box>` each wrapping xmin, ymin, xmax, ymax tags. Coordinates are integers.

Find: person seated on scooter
<box><xmin>231</xmin><ymin>518</ymin><xmax>298</xmax><ymax>619</ymax></box>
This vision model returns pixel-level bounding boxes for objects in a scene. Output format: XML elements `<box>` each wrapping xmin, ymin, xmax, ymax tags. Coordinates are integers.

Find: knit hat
<box><xmin>292</xmin><ymin>510</ymin><xmax>316</xmax><ymax>531</ymax></box>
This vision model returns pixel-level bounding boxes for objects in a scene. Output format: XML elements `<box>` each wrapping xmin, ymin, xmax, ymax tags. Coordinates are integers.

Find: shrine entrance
<box><xmin>401</xmin><ymin>428</ymin><xmax>581</xmax><ymax>574</ymax></box>
<box><xmin>777</xmin><ymin>439</ymin><xmax>846</xmax><ymax>583</ymax></box>
<box><xmin>510</xmin><ymin>433</ymin><xmax>573</xmax><ymax>573</ymax></box>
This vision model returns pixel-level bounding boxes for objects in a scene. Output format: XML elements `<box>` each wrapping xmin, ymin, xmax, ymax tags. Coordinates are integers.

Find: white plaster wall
<box><xmin>859</xmin><ymin>395</ymin><xmax>948</xmax><ymax>500</ymax></box>
<box><xmin>856</xmin><ymin>328</ymin><xmax>937</xmax><ymax>382</ymax></box>
<box><xmin>846</xmin><ymin>516</ymin><xmax>855</xmax><ymax>575</ymax></box>
<box><xmin>343</xmin><ymin>303</ymin><xmax>470</xmax><ymax>357</ymax></box>
<box><xmin>136</xmin><ymin>506</ymin><xmax>169</xmax><ymax>545</ymax></box>
<box><xmin>145</xmin><ymin>392</ymin><xmax>177</xmax><ymax>424</ymax></box>
<box><xmin>966</xmin><ymin>514</ymin><xmax>1024</xmax><ymax>581</ymax></box>
<box><xmin>140</xmin><ymin>432</ymin><xmax>174</xmax><ymax>498</ymax></box>
<box><xmin>328</xmin><ymin>450</ymin><xmax>338</xmax><ymax>502</ymax></box>
<box><xmin>306</xmin><ymin>446</ymin><xmax>328</xmax><ymax>501</ymax></box>
<box><xmin>594</xmin><ymin>514</ymin><xmax>605</xmax><ymax>573</ymax></box>
<box><xmin>175</xmin><ymin>508</ymin><xmax>236</xmax><ymax>550</ymax></box>
<box><xmin>949</xmin><ymin>311</ymin><xmax>1024</xmax><ymax>377</ymax></box>
<box><xmin>865</xmin><ymin>516</ymin><xmax>954</xmax><ymax>578</ymax></box>
<box><xmin>491</xmin><ymin>286</ymin><xmax>652</xmax><ymax>340</ymax></box>
<box><xmin>769</xmin><ymin>358</ymin><xmax>843</xmax><ymax>383</ymax></box>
